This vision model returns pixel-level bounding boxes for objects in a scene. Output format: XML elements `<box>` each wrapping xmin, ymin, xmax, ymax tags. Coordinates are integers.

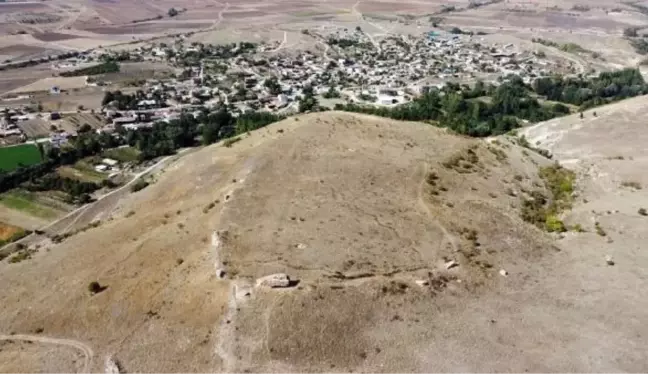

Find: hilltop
<box><xmin>0</xmin><ymin>111</ymin><xmax>647</xmax><ymax>372</ymax></box>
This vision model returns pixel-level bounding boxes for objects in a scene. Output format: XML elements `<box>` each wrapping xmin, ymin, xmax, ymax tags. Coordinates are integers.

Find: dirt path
<box><xmin>351</xmin><ymin>0</ymin><xmax>383</xmax><ymax>52</ymax></box>
<box><xmin>0</xmin><ymin>334</ymin><xmax>94</xmax><ymax>373</ymax></box>
<box><xmin>0</xmin><ymin>150</ymin><xmax>193</xmax><ymax>253</ymax></box>
<box><xmin>57</xmin><ymin>6</ymin><xmax>86</xmax><ymax>32</ymax></box>
<box><xmin>215</xmin><ymin>283</ymin><xmax>239</xmax><ymax>372</ymax></box>
<box><xmin>416</xmin><ymin>162</ymin><xmax>458</xmax><ymax>253</ymax></box>
<box><xmin>57</xmin><ymin>153</ymin><xmax>177</xmax><ymax>235</ymax></box>
<box><xmin>211</xmin><ymin>2</ymin><xmax>229</xmax><ymax>29</ymax></box>
<box><xmin>270</xmin><ymin>31</ymin><xmax>288</xmax><ymax>53</ymax></box>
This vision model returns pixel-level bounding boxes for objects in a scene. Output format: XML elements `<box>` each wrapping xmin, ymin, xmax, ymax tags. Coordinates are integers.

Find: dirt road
<box><xmin>0</xmin><ymin>149</ymin><xmax>194</xmax><ymax>252</ymax></box>
<box><xmin>0</xmin><ymin>334</ymin><xmax>93</xmax><ymax>373</ymax></box>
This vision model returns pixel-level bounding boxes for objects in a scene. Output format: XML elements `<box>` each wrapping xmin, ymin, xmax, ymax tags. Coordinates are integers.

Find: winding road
<box><xmin>0</xmin><ymin>334</ymin><xmax>94</xmax><ymax>373</ymax></box>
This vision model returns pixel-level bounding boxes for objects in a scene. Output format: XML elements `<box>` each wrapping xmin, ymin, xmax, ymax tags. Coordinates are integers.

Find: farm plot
<box><xmin>0</xmin><ymin>189</ymin><xmax>70</xmax><ymax>220</ymax></box>
<box><xmin>32</xmin><ymin>32</ymin><xmax>80</xmax><ymax>42</ymax></box>
<box><xmin>102</xmin><ymin>146</ymin><xmax>140</xmax><ymax>162</ymax></box>
<box><xmin>0</xmin><ymin>144</ymin><xmax>42</xmax><ymax>172</ymax></box>
<box><xmin>0</xmin><ymin>221</ymin><xmax>27</xmax><ymax>246</ymax></box>
<box><xmin>57</xmin><ymin>160</ymin><xmax>107</xmax><ymax>184</ymax></box>
<box><xmin>17</xmin><ymin>118</ymin><xmax>52</xmax><ymax>138</ymax></box>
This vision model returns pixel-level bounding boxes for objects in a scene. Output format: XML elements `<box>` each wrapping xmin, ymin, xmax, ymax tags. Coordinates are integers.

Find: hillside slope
<box><xmin>0</xmin><ymin>111</ymin><xmax>645</xmax><ymax>372</ymax></box>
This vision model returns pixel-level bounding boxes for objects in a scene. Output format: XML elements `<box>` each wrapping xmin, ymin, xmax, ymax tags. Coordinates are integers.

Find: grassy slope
<box><xmin>0</xmin><ymin>189</ymin><xmax>59</xmax><ymax>219</ymax></box>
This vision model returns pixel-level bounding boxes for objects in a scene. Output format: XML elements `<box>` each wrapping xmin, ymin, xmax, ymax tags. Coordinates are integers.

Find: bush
<box><xmin>545</xmin><ymin>215</ymin><xmax>566</xmax><ymax>232</ymax></box>
<box><xmin>88</xmin><ymin>281</ymin><xmax>106</xmax><ymax>294</ymax></box>
<box><xmin>621</xmin><ymin>181</ymin><xmax>642</xmax><ymax>190</ymax></box>
<box><xmin>60</xmin><ymin>61</ymin><xmax>119</xmax><ymax>77</ymax></box>
<box><xmin>130</xmin><ymin>179</ymin><xmax>150</xmax><ymax>193</ymax></box>
<box><xmin>639</xmin><ymin>208</ymin><xmax>647</xmax><ymax>216</ymax></box>
<box><xmin>223</xmin><ymin>137</ymin><xmax>241</xmax><ymax>148</ymax></box>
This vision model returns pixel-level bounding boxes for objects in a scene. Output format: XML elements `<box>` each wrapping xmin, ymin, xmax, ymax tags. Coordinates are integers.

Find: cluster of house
<box><xmin>117</xmin><ymin>28</ymin><xmax>559</xmax><ymax>112</ymax></box>
<box><xmin>0</xmin><ymin>27</ymin><xmax>570</xmax><ymax>147</ymax></box>
<box><xmin>0</xmin><ymin>108</ymin><xmax>33</xmax><ymax>141</ymax></box>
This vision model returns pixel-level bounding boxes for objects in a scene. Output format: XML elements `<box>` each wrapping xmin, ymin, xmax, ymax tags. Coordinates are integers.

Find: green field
<box><xmin>102</xmin><ymin>146</ymin><xmax>141</xmax><ymax>163</ymax></box>
<box><xmin>0</xmin><ymin>144</ymin><xmax>43</xmax><ymax>172</ymax></box>
<box><xmin>57</xmin><ymin>160</ymin><xmax>107</xmax><ymax>183</ymax></box>
<box><xmin>0</xmin><ymin>190</ymin><xmax>60</xmax><ymax>219</ymax></box>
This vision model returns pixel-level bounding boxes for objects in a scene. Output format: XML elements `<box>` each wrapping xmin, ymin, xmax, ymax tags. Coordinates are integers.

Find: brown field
<box><xmin>32</xmin><ymin>32</ymin><xmax>80</xmax><ymax>42</ymax></box>
<box><xmin>0</xmin><ymin>45</ymin><xmax>52</xmax><ymax>62</ymax></box>
<box><xmin>17</xmin><ymin>118</ymin><xmax>53</xmax><ymax>138</ymax></box>
<box><xmin>0</xmin><ymin>221</ymin><xmax>22</xmax><ymax>242</ymax></box>
<box><xmin>0</xmin><ymin>3</ymin><xmax>47</xmax><ymax>13</ymax></box>
<box><xmin>224</xmin><ymin>10</ymin><xmax>270</xmax><ymax>19</ymax></box>
<box><xmin>86</xmin><ymin>21</ymin><xmax>212</xmax><ymax>35</ymax></box>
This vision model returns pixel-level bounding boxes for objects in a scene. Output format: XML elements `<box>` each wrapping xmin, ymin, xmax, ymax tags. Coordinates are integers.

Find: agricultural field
<box><xmin>0</xmin><ymin>189</ymin><xmax>68</xmax><ymax>220</ymax></box>
<box><xmin>57</xmin><ymin>159</ymin><xmax>107</xmax><ymax>183</ymax></box>
<box><xmin>0</xmin><ymin>144</ymin><xmax>42</xmax><ymax>172</ymax></box>
<box><xmin>0</xmin><ymin>221</ymin><xmax>26</xmax><ymax>245</ymax></box>
<box><xmin>102</xmin><ymin>146</ymin><xmax>140</xmax><ymax>163</ymax></box>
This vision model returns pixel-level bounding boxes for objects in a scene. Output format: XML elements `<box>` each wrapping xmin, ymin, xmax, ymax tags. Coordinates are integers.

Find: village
<box><xmin>0</xmin><ymin>26</ymin><xmax>578</xmax><ymax>172</ymax></box>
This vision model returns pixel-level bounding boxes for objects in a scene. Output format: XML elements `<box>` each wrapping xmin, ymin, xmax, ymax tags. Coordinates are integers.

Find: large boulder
<box><xmin>255</xmin><ymin>273</ymin><xmax>292</xmax><ymax>288</ymax></box>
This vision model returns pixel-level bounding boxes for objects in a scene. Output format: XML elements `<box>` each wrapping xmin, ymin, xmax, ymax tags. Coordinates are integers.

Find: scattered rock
<box><xmin>256</xmin><ymin>273</ymin><xmax>293</xmax><ymax>288</ymax></box>
<box><xmin>415</xmin><ymin>280</ymin><xmax>429</xmax><ymax>287</ymax></box>
<box><xmin>605</xmin><ymin>255</ymin><xmax>615</xmax><ymax>266</ymax></box>
<box><xmin>216</xmin><ymin>268</ymin><xmax>226</xmax><ymax>278</ymax></box>
<box><xmin>104</xmin><ymin>356</ymin><xmax>121</xmax><ymax>374</ymax></box>
<box><xmin>499</xmin><ymin>269</ymin><xmax>508</xmax><ymax>277</ymax></box>
<box><xmin>295</xmin><ymin>243</ymin><xmax>307</xmax><ymax>249</ymax></box>
<box><xmin>445</xmin><ymin>260</ymin><xmax>458</xmax><ymax>270</ymax></box>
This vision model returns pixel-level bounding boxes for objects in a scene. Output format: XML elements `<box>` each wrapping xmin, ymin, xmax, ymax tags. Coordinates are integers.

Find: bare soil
<box><xmin>3</xmin><ymin>111</ymin><xmax>629</xmax><ymax>372</ymax></box>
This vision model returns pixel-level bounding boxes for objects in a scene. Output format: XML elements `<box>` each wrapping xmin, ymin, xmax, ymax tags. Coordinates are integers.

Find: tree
<box><xmin>264</xmin><ymin>77</ymin><xmax>282</xmax><ymax>95</ymax></box>
<box><xmin>323</xmin><ymin>85</ymin><xmax>341</xmax><ymax>99</ymax></box>
<box><xmin>88</xmin><ymin>281</ymin><xmax>106</xmax><ymax>294</ymax></box>
<box><xmin>624</xmin><ymin>27</ymin><xmax>639</xmax><ymax>37</ymax></box>
<box><xmin>299</xmin><ymin>95</ymin><xmax>319</xmax><ymax>113</ymax></box>
<box><xmin>78</xmin><ymin>123</ymin><xmax>92</xmax><ymax>133</ymax></box>
<box><xmin>202</xmin><ymin>107</ymin><xmax>233</xmax><ymax>145</ymax></box>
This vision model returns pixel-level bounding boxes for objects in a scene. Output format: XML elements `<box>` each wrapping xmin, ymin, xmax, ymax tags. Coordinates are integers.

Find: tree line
<box><xmin>60</xmin><ymin>61</ymin><xmax>120</xmax><ymax>77</ymax></box>
<box><xmin>532</xmin><ymin>68</ymin><xmax>647</xmax><ymax>109</ymax></box>
<box><xmin>336</xmin><ymin>68</ymin><xmax>647</xmax><ymax>137</ymax></box>
<box><xmin>0</xmin><ymin>131</ymin><xmax>123</xmax><ymax>199</ymax></box>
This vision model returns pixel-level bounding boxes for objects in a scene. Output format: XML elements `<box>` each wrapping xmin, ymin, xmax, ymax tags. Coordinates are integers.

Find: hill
<box><xmin>0</xmin><ymin>111</ymin><xmax>645</xmax><ymax>372</ymax></box>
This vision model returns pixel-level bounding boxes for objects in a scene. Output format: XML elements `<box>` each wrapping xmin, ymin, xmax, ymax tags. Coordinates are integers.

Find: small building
<box><xmin>102</xmin><ymin>158</ymin><xmax>118</xmax><ymax>167</ymax></box>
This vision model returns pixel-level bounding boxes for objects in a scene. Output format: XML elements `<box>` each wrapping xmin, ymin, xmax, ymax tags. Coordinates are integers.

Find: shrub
<box><xmin>223</xmin><ymin>137</ymin><xmax>241</xmax><ymax>148</ymax></box>
<box><xmin>130</xmin><ymin>179</ymin><xmax>150</xmax><ymax>193</ymax></box>
<box><xmin>621</xmin><ymin>181</ymin><xmax>642</xmax><ymax>190</ymax></box>
<box><xmin>639</xmin><ymin>208</ymin><xmax>647</xmax><ymax>216</ymax></box>
<box><xmin>88</xmin><ymin>281</ymin><xmax>106</xmax><ymax>294</ymax></box>
<box><xmin>545</xmin><ymin>215</ymin><xmax>566</xmax><ymax>232</ymax></box>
